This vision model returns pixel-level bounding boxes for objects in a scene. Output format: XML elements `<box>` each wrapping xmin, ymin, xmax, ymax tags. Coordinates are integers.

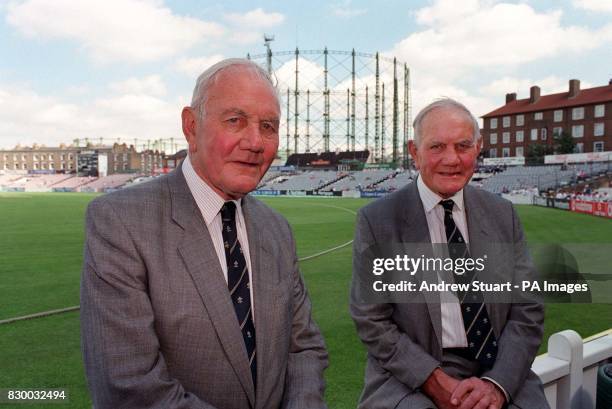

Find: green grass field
<box><xmin>1</xmin><ymin>193</ymin><xmax>611</xmax><ymax>408</ymax></box>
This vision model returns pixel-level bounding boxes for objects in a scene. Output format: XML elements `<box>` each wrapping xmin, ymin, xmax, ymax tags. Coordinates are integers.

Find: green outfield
<box><xmin>1</xmin><ymin>193</ymin><xmax>611</xmax><ymax>408</ymax></box>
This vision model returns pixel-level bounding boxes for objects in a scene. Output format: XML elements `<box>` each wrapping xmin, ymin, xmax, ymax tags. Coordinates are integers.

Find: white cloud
<box><xmin>573</xmin><ymin>0</ymin><xmax>612</xmax><ymax>13</ymax></box>
<box><xmin>109</xmin><ymin>75</ymin><xmax>167</xmax><ymax>97</ymax></box>
<box><xmin>227</xmin><ymin>31</ymin><xmax>262</xmax><ymax>46</ymax></box>
<box><xmin>223</xmin><ymin>8</ymin><xmax>285</xmax><ymax>29</ymax></box>
<box><xmin>221</xmin><ymin>8</ymin><xmax>285</xmax><ymax>46</ymax></box>
<box><xmin>0</xmin><ymin>84</ymin><xmax>184</xmax><ymax>149</ymax></box>
<box><xmin>388</xmin><ymin>0</ymin><xmax>612</xmax><ymax>119</ymax></box>
<box><xmin>331</xmin><ymin>0</ymin><xmax>367</xmax><ymax>18</ymax></box>
<box><xmin>175</xmin><ymin>55</ymin><xmax>225</xmax><ymax>78</ymax></box>
<box><xmin>6</xmin><ymin>0</ymin><xmax>225</xmax><ymax>63</ymax></box>
<box><xmin>392</xmin><ymin>1</ymin><xmax>612</xmax><ymax>80</ymax></box>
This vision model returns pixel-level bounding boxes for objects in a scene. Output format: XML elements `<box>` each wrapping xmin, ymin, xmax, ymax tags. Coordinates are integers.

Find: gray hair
<box><xmin>412</xmin><ymin>98</ymin><xmax>481</xmax><ymax>146</ymax></box>
<box><xmin>190</xmin><ymin>58</ymin><xmax>279</xmax><ymax>117</ymax></box>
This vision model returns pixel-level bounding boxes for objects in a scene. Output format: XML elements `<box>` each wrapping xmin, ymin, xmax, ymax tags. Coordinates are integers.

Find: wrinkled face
<box><xmin>409</xmin><ymin>107</ymin><xmax>481</xmax><ymax>198</ymax></box>
<box><xmin>182</xmin><ymin>67</ymin><xmax>280</xmax><ymax>200</ymax></box>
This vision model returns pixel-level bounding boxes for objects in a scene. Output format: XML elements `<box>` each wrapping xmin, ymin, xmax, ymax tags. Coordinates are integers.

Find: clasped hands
<box><xmin>422</xmin><ymin>368</ymin><xmax>505</xmax><ymax>409</ymax></box>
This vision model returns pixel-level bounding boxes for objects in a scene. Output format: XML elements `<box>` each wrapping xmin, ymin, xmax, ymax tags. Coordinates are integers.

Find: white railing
<box><xmin>533</xmin><ymin>329</ymin><xmax>612</xmax><ymax>409</ymax></box>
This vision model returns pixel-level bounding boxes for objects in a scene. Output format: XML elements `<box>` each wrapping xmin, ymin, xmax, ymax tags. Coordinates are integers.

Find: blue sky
<box><xmin>1</xmin><ymin>0</ymin><xmax>611</xmax><ymax>151</ymax></box>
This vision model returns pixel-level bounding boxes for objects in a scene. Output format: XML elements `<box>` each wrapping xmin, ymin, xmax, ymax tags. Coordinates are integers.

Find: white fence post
<box><xmin>548</xmin><ymin>330</ymin><xmax>587</xmax><ymax>409</ymax></box>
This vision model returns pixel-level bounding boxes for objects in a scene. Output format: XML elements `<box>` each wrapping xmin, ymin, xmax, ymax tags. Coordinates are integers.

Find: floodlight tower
<box><xmin>263</xmin><ymin>34</ymin><xmax>275</xmax><ymax>76</ymax></box>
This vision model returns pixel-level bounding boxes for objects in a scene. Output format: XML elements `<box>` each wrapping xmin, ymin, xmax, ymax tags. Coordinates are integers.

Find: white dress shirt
<box><xmin>416</xmin><ymin>175</ymin><xmax>468</xmax><ymax>348</ymax></box>
<box><xmin>182</xmin><ymin>156</ymin><xmax>255</xmax><ymax>319</ymax></box>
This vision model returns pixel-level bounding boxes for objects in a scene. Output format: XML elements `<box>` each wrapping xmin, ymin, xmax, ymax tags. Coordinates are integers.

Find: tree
<box><xmin>525</xmin><ymin>143</ymin><xmax>554</xmax><ymax>165</ymax></box>
<box><xmin>554</xmin><ymin>130</ymin><xmax>576</xmax><ymax>154</ymax></box>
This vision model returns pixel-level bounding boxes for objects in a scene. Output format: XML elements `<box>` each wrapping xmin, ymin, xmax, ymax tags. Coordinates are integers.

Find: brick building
<box><xmin>0</xmin><ymin>143</ymin><xmax>163</xmax><ymax>175</ymax></box>
<box><xmin>481</xmin><ymin>79</ymin><xmax>612</xmax><ymax>158</ymax></box>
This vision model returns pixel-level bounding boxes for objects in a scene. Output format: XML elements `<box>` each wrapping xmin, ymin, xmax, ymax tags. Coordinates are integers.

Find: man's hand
<box><xmin>450</xmin><ymin>377</ymin><xmax>505</xmax><ymax>409</ymax></box>
<box><xmin>422</xmin><ymin>368</ymin><xmax>461</xmax><ymax>409</ymax></box>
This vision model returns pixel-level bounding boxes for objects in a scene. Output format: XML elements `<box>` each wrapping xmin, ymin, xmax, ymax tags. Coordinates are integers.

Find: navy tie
<box><xmin>440</xmin><ymin>199</ymin><xmax>498</xmax><ymax>369</ymax></box>
<box><xmin>220</xmin><ymin>201</ymin><xmax>257</xmax><ymax>386</ymax></box>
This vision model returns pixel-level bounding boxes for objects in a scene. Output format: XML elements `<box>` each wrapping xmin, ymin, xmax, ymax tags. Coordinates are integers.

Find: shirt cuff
<box><xmin>481</xmin><ymin>376</ymin><xmax>509</xmax><ymax>403</ymax></box>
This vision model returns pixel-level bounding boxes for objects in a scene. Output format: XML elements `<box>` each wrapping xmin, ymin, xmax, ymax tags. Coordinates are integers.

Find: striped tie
<box><xmin>440</xmin><ymin>199</ymin><xmax>498</xmax><ymax>369</ymax></box>
<box><xmin>220</xmin><ymin>201</ymin><xmax>257</xmax><ymax>386</ymax></box>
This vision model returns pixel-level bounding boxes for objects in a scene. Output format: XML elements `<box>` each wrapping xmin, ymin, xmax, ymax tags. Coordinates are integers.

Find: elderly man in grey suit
<box><xmin>80</xmin><ymin>58</ymin><xmax>328</xmax><ymax>409</ymax></box>
<box><xmin>350</xmin><ymin>99</ymin><xmax>549</xmax><ymax>409</ymax></box>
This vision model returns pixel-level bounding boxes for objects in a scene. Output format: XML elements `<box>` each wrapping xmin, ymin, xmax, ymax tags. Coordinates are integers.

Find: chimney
<box><xmin>529</xmin><ymin>86</ymin><xmax>540</xmax><ymax>103</ymax></box>
<box><xmin>569</xmin><ymin>79</ymin><xmax>580</xmax><ymax>98</ymax></box>
<box><xmin>505</xmin><ymin>93</ymin><xmax>517</xmax><ymax>104</ymax></box>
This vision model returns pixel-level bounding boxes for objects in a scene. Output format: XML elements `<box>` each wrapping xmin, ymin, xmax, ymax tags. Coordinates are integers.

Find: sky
<box><xmin>1</xmin><ymin>0</ymin><xmax>611</xmax><ymax>151</ymax></box>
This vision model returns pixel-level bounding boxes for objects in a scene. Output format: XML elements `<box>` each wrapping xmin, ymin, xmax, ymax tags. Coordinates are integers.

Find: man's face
<box><xmin>409</xmin><ymin>107</ymin><xmax>481</xmax><ymax>198</ymax></box>
<box><xmin>182</xmin><ymin>67</ymin><xmax>280</xmax><ymax>200</ymax></box>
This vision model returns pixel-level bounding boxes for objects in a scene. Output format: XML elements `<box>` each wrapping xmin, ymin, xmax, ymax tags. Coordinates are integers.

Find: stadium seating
<box><xmin>52</xmin><ymin>176</ymin><xmax>97</xmax><ymax>190</ymax></box>
<box><xmin>374</xmin><ymin>170</ymin><xmax>416</xmax><ymax>191</ymax></box>
<box><xmin>322</xmin><ymin>169</ymin><xmax>396</xmax><ymax>191</ymax></box>
<box><xmin>78</xmin><ymin>173</ymin><xmax>141</xmax><ymax>192</ymax></box>
<box><xmin>268</xmin><ymin>170</ymin><xmax>345</xmax><ymax>191</ymax></box>
<box><xmin>481</xmin><ymin>163</ymin><xmax>611</xmax><ymax>194</ymax></box>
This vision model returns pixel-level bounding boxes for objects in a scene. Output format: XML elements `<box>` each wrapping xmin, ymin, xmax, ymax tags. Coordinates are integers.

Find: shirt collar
<box><xmin>182</xmin><ymin>155</ymin><xmax>241</xmax><ymax>226</ymax></box>
<box><xmin>416</xmin><ymin>174</ymin><xmax>464</xmax><ymax>213</ymax></box>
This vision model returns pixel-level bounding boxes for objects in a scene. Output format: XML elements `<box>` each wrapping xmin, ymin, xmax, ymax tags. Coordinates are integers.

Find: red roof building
<box><xmin>481</xmin><ymin>79</ymin><xmax>612</xmax><ymax>157</ymax></box>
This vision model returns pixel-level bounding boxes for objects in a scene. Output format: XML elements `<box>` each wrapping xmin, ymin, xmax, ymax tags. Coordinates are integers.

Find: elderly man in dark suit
<box><xmin>80</xmin><ymin>58</ymin><xmax>328</xmax><ymax>409</ymax></box>
<box><xmin>350</xmin><ymin>98</ymin><xmax>549</xmax><ymax>409</ymax></box>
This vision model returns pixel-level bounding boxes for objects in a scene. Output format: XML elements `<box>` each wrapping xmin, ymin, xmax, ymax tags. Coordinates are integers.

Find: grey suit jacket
<box><xmin>350</xmin><ymin>182</ymin><xmax>548</xmax><ymax>409</ymax></box>
<box><xmin>80</xmin><ymin>166</ymin><xmax>328</xmax><ymax>409</ymax></box>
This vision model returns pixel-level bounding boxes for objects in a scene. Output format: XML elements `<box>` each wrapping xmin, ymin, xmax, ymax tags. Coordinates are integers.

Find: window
<box><xmin>541</xmin><ymin>128</ymin><xmax>547</xmax><ymax>141</ymax></box>
<box><xmin>595</xmin><ymin>104</ymin><xmax>605</xmax><ymax>118</ymax></box>
<box><xmin>21</xmin><ymin>154</ymin><xmax>26</xmax><ymax>161</ymax></box>
<box><xmin>33</xmin><ymin>163</ymin><xmax>39</xmax><ymax>170</ymax></box>
<box><xmin>530</xmin><ymin>129</ymin><xmax>538</xmax><ymax>141</ymax></box>
<box><xmin>575</xmin><ymin>143</ymin><xmax>584</xmax><ymax>153</ymax></box>
<box><xmin>534</xmin><ymin>112</ymin><xmax>543</xmax><ymax>120</ymax></box>
<box><xmin>490</xmin><ymin>118</ymin><xmax>498</xmax><ymax>129</ymax></box>
<box><xmin>572</xmin><ymin>107</ymin><xmax>584</xmax><ymax>120</ymax></box>
<box><xmin>594</xmin><ymin>142</ymin><xmax>604</xmax><ymax>152</ymax></box>
<box><xmin>49</xmin><ymin>162</ymin><xmax>54</xmax><ymax>170</ymax></box>
<box><xmin>554</xmin><ymin>110</ymin><xmax>563</xmax><ymax>122</ymax></box>
<box><xmin>516</xmin><ymin>146</ymin><xmax>524</xmax><ymax>157</ymax></box>
<box><xmin>502</xmin><ymin>116</ymin><xmax>510</xmax><ymax>128</ymax></box>
<box><xmin>490</xmin><ymin>133</ymin><xmax>497</xmax><ymax>144</ymax></box>
<box><xmin>572</xmin><ymin>125</ymin><xmax>584</xmax><ymax>138</ymax></box>
<box><xmin>516</xmin><ymin>114</ymin><xmax>524</xmax><ymax>126</ymax></box>
<box><xmin>49</xmin><ymin>154</ymin><xmax>54</xmax><ymax>160</ymax></box>
<box><xmin>502</xmin><ymin>147</ymin><xmax>510</xmax><ymax>157</ymax></box>
<box><xmin>60</xmin><ymin>154</ymin><xmax>65</xmax><ymax>161</ymax></box>
<box><xmin>489</xmin><ymin>148</ymin><xmax>497</xmax><ymax>158</ymax></box>
<box><xmin>502</xmin><ymin>132</ymin><xmax>510</xmax><ymax>144</ymax></box>
<box><xmin>60</xmin><ymin>162</ymin><xmax>65</xmax><ymax>170</ymax></box>
<box><xmin>23</xmin><ymin>163</ymin><xmax>27</xmax><ymax>170</ymax></box>
<box><xmin>553</xmin><ymin>127</ymin><xmax>563</xmax><ymax>136</ymax></box>
<box><xmin>516</xmin><ymin>130</ymin><xmax>524</xmax><ymax>142</ymax></box>
<box><xmin>33</xmin><ymin>154</ymin><xmax>38</xmax><ymax>161</ymax></box>
<box><xmin>594</xmin><ymin>123</ymin><xmax>604</xmax><ymax>137</ymax></box>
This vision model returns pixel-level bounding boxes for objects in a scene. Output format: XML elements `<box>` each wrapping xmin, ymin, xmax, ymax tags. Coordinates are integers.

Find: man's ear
<box><xmin>408</xmin><ymin>140</ymin><xmax>419</xmax><ymax>169</ymax></box>
<box><xmin>181</xmin><ymin>107</ymin><xmax>198</xmax><ymax>153</ymax></box>
<box><xmin>476</xmin><ymin>135</ymin><xmax>483</xmax><ymax>153</ymax></box>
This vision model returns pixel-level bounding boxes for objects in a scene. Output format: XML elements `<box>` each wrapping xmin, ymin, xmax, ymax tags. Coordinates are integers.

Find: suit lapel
<box><xmin>168</xmin><ymin>167</ymin><xmax>256</xmax><ymax>406</ymax></box>
<box><xmin>463</xmin><ymin>187</ymin><xmax>499</xmax><ymax>327</ymax></box>
<box><xmin>241</xmin><ymin>196</ymin><xmax>276</xmax><ymax>405</ymax></box>
<box><xmin>401</xmin><ymin>183</ymin><xmax>443</xmax><ymax>348</ymax></box>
